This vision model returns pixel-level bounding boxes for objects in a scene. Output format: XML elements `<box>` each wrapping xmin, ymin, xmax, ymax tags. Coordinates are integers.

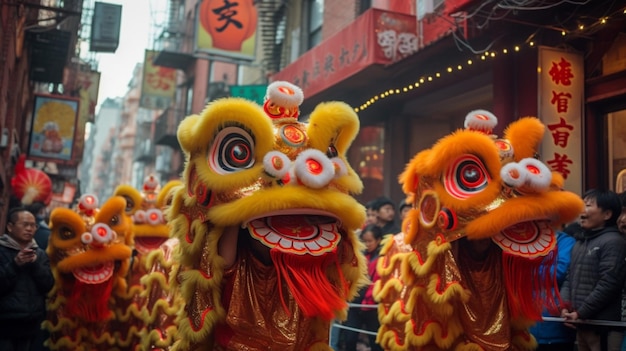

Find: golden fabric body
<box><xmin>217</xmin><ymin>247</ymin><xmax>327</xmax><ymax>350</ymax></box>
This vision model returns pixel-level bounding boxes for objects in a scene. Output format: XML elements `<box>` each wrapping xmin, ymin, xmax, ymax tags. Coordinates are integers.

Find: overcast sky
<box><xmin>94</xmin><ymin>0</ymin><xmax>167</xmax><ymax>108</ymax></box>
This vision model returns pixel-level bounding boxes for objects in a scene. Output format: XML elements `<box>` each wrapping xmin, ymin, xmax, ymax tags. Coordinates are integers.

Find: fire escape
<box><xmin>257</xmin><ymin>0</ymin><xmax>288</xmax><ymax>76</ymax></box>
<box><xmin>152</xmin><ymin>0</ymin><xmax>192</xmax><ymax>151</ymax></box>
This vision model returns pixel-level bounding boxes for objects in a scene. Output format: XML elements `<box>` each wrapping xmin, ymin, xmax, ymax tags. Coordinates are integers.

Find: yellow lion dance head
<box><xmin>169</xmin><ymin>81</ymin><xmax>369</xmax><ymax>350</ymax></box>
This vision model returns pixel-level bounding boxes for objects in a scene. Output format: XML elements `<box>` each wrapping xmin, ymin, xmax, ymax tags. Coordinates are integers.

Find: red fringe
<box><xmin>270</xmin><ymin>248</ymin><xmax>347</xmax><ymax>321</ymax></box>
<box><xmin>66</xmin><ymin>278</ymin><xmax>115</xmax><ymax>322</ymax></box>
<box><xmin>502</xmin><ymin>250</ymin><xmax>558</xmax><ymax>321</ymax></box>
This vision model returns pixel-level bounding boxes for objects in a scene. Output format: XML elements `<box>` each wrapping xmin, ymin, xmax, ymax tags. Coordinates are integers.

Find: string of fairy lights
<box><xmin>353</xmin><ymin>5</ymin><xmax>626</xmax><ymax>113</ymax></box>
<box><xmin>352</xmin><ymin>42</ymin><xmax>532</xmax><ymax>113</ymax></box>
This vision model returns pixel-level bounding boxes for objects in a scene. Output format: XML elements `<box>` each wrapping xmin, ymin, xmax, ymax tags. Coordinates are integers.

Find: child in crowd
<box><xmin>372</xmin><ymin>197</ymin><xmax>400</xmax><ymax>235</ymax></box>
<box><xmin>344</xmin><ymin>224</ymin><xmax>384</xmax><ymax>351</ymax></box>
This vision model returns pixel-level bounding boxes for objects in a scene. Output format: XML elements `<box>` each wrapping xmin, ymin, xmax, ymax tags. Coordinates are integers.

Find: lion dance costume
<box><xmin>375</xmin><ymin>110</ymin><xmax>584</xmax><ymax>351</ymax></box>
<box><xmin>167</xmin><ymin>81</ymin><xmax>369</xmax><ymax>350</ymax></box>
<box><xmin>44</xmin><ymin>194</ymin><xmax>134</xmax><ymax>351</ymax></box>
<box><xmin>113</xmin><ymin>177</ymin><xmax>183</xmax><ymax>350</ymax></box>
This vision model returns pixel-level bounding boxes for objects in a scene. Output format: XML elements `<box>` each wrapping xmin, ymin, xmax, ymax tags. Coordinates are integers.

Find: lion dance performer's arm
<box><xmin>375</xmin><ymin>111</ymin><xmax>584</xmax><ymax>351</ymax></box>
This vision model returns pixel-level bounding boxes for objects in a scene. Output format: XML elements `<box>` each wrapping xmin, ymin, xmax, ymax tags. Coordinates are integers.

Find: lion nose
<box><xmin>500</xmin><ymin>158</ymin><xmax>552</xmax><ymax>193</ymax></box>
<box><xmin>81</xmin><ymin>223</ymin><xmax>117</xmax><ymax>247</ymax></box>
<box><xmin>263</xmin><ymin>149</ymin><xmax>348</xmax><ymax>189</ymax></box>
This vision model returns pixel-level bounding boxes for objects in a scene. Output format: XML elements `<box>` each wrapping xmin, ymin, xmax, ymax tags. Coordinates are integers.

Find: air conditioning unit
<box><xmin>417</xmin><ymin>0</ymin><xmax>444</xmax><ymax>20</ymax></box>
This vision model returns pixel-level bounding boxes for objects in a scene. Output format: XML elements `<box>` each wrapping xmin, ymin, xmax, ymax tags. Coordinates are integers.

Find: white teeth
<box><xmin>316</xmin><ymin>238</ymin><xmax>330</xmax><ymax>247</ymax></box>
<box><xmin>501</xmin><ymin>238</ymin><xmax>512</xmax><ymax>248</ymax></box>
<box><xmin>254</xmin><ymin>226</ymin><xmax>271</xmax><ymax>235</ymax></box>
<box><xmin>279</xmin><ymin>238</ymin><xmax>292</xmax><ymax>249</ymax></box>
<box><xmin>319</xmin><ymin>223</ymin><xmax>334</xmax><ymax>231</ymax></box>
<box><xmin>266</xmin><ymin>233</ymin><xmax>281</xmax><ymax>244</ymax></box>
<box><xmin>248</xmin><ymin>216</ymin><xmax>342</xmax><ymax>255</ymax></box>
<box><xmin>305</xmin><ymin>241</ymin><xmax>320</xmax><ymax>251</ymax></box>
<box><xmin>72</xmin><ymin>262</ymin><xmax>114</xmax><ymax>284</ymax></box>
<box><xmin>321</xmin><ymin>231</ymin><xmax>336</xmax><ymax>242</ymax></box>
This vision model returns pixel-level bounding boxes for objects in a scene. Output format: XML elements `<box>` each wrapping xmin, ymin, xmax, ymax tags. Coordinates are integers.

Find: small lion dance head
<box><xmin>376</xmin><ymin>110</ymin><xmax>584</xmax><ymax>351</ymax></box>
<box><xmin>169</xmin><ymin>81</ymin><xmax>369</xmax><ymax>350</ymax></box>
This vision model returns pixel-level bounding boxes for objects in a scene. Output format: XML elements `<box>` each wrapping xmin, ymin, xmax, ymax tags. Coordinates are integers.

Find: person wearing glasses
<box><xmin>0</xmin><ymin>207</ymin><xmax>54</xmax><ymax>351</ymax></box>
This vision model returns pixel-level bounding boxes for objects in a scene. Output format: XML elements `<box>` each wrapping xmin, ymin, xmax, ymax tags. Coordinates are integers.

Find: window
<box><xmin>358</xmin><ymin>0</ymin><xmax>371</xmax><ymax>15</ymax></box>
<box><xmin>185</xmin><ymin>82</ymin><xmax>194</xmax><ymax>115</ymax></box>
<box><xmin>417</xmin><ymin>0</ymin><xmax>444</xmax><ymax>20</ymax></box>
<box><xmin>307</xmin><ymin>0</ymin><xmax>323</xmax><ymax>49</ymax></box>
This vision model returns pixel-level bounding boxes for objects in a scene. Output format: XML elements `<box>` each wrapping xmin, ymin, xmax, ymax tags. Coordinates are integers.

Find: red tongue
<box><xmin>67</xmin><ymin>278</ymin><xmax>115</xmax><ymax>322</ymax></box>
<box><xmin>271</xmin><ymin>247</ymin><xmax>348</xmax><ymax>321</ymax></box>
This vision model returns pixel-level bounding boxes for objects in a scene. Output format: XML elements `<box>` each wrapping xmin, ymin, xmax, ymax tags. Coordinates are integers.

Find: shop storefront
<box><xmin>274</xmin><ymin>2</ymin><xmax>626</xmax><ymax>203</ymax></box>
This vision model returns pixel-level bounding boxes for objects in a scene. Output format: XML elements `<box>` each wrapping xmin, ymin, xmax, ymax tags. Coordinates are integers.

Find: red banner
<box><xmin>272</xmin><ymin>9</ymin><xmax>417</xmax><ymax>99</ymax></box>
<box><xmin>538</xmin><ymin>46</ymin><xmax>583</xmax><ymax>195</ymax></box>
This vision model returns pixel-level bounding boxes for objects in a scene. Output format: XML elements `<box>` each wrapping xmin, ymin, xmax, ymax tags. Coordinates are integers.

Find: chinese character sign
<box><xmin>196</xmin><ymin>0</ymin><xmax>257</xmax><ymax>61</ymax></box>
<box><xmin>140</xmin><ymin>50</ymin><xmax>176</xmax><ymax>110</ymax></box>
<box><xmin>272</xmin><ymin>9</ymin><xmax>417</xmax><ymax>101</ymax></box>
<box><xmin>538</xmin><ymin>46</ymin><xmax>583</xmax><ymax>195</ymax></box>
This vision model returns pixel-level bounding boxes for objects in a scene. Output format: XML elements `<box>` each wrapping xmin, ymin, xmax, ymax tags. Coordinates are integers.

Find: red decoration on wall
<box><xmin>11</xmin><ymin>155</ymin><xmax>53</xmax><ymax>205</ymax></box>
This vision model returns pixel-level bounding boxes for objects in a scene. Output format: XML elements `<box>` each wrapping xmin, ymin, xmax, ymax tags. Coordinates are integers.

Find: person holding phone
<box><xmin>0</xmin><ymin>207</ymin><xmax>54</xmax><ymax>351</ymax></box>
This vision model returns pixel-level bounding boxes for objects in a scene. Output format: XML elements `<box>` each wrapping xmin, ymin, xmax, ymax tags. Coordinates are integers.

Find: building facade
<box><xmin>270</xmin><ymin>0</ymin><xmax>626</xmax><ymax>203</ymax></box>
<box><xmin>0</xmin><ymin>0</ymin><xmax>84</xmax><ymax>227</ymax></box>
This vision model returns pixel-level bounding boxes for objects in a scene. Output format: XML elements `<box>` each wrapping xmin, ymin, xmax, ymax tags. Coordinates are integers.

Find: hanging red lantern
<box><xmin>11</xmin><ymin>155</ymin><xmax>53</xmax><ymax>205</ymax></box>
<box><xmin>199</xmin><ymin>0</ymin><xmax>257</xmax><ymax>51</ymax></box>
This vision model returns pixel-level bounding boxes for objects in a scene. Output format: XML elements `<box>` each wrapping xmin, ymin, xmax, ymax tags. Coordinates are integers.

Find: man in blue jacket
<box><xmin>560</xmin><ymin>189</ymin><xmax>626</xmax><ymax>351</ymax></box>
<box><xmin>0</xmin><ymin>207</ymin><xmax>54</xmax><ymax>351</ymax></box>
<box><xmin>529</xmin><ymin>227</ymin><xmax>577</xmax><ymax>351</ymax></box>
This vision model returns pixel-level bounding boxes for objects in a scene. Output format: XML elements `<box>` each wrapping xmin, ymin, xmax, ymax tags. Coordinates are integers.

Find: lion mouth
<box><xmin>134</xmin><ymin>237</ymin><xmax>168</xmax><ymax>254</ymax></box>
<box><xmin>72</xmin><ymin>261</ymin><xmax>114</xmax><ymax>284</ymax></box>
<box><xmin>492</xmin><ymin>220</ymin><xmax>555</xmax><ymax>258</ymax></box>
<box><xmin>246</xmin><ymin>213</ymin><xmax>342</xmax><ymax>256</ymax></box>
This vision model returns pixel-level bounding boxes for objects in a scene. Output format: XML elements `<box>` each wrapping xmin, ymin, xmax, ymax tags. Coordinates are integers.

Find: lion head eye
<box><xmin>326</xmin><ymin>144</ymin><xmax>338</xmax><ymax>158</ymax></box>
<box><xmin>122</xmin><ymin>196</ymin><xmax>135</xmax><ymax>213</ymax></box>
<box><xmin>110</xmin><ymin>215</ymin><xmax>120</xmax><ymax>226</ymax></box>
<box><xmin>59</xmin><ymin>227</ymin><xmax>75</xmax><ymax>240</ymax></box>
<box><xmin>208</xmin><ymin>126</ymin><xmax>255</xmax><ymax>174</ymax></box>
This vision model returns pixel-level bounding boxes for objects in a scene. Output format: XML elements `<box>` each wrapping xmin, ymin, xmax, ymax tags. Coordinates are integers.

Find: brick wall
<box><xmin>322</xmin><ymin>0</ymin><xmax>358</xmax><ymax>40</ymax></box>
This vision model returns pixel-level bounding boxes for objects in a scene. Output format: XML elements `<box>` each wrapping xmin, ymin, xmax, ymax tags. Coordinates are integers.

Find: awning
<box><xmin>271</xmin><ymin>9</ymin><xmax>419</xmax><ymax>112</ymax></box>
<box><xmin>271</xmin><ymin>7</ymin><xmax>467</xmax><ymax>115</ymax></box>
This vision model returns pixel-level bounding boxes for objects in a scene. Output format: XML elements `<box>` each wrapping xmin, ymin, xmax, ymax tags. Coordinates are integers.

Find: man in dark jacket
<box><xmin>560</xmin><ymin>189</ymin><xmax>626</xmax><ymax>351</ymax></box>
<box><xmin>0</xmin><ymin>207</ymin><xmax>54</xmax><ymax>351</ymax></box>
<box><xmin>25</xmin><ymin>202</ymin><xmax>51</xmax><ymax>252</ymax></box>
